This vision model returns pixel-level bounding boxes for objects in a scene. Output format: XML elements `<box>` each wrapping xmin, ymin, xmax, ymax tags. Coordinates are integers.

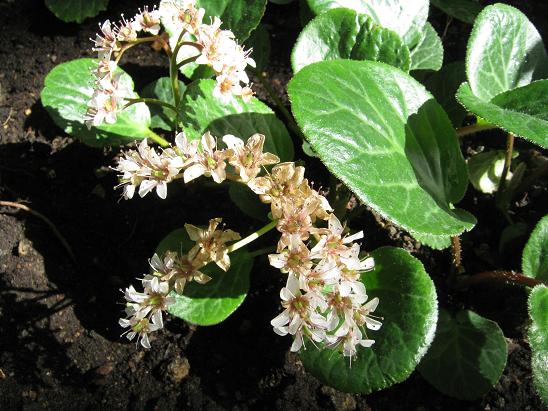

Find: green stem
<box><xmin>176</xmin><ymin>54</ymin><xmax>200</xmax><ymax>69</ymax></box>
<box><xmin>169</xmin><ymin>30</ymin><xmax>187</xmax><ymax>132</ymax></box>
<box><xmin>227</xmin><ymin>220</ymin><xmax>278</xmax><ymax>253</ymax></box>
<box><xmin>456</xmin><ymin>123</ymin><xmax>496</xmax><ymax>137</ymax></box>
<box><xmin>124</xmin><ymin>98</ymin><xmax>178</xmax><ymax>115</ymax></box>
<box><xmin>146</xmin><ymin>130</ymin><xmax>170</xmax><ymax>147</ymax></box>
<box><xmin>250</xmin><ymin>67</ymin><xmax>305</xmax><ymax>140</ymax></box>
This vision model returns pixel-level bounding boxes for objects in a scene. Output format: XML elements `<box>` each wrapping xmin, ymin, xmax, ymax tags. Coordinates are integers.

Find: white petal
<box><xmin>271</xmin><ymin>309</ymin><xmax>290</xmax><ymax>328</ymax></box>
<box><xmin>156</xmin><ymin>181</ymin><xmax>168</xmax><ymax>199</ymax></box>
<box><xmin>365</xmin><ymin>317</ymin><xmax>382</xmax><ymax>331</ymax></box>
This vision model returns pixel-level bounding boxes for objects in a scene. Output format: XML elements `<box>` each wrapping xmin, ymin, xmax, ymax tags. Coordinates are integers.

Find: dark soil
<box><xmin>0</xmin><ymin>0</ymin><xmax>547</xmax><ymax>410</ymax></box>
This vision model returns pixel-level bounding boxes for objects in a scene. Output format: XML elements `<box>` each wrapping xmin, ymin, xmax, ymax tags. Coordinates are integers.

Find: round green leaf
<box><xmin>420</xmin><ymin>62</ymin><xmax>467</xmax><ymax>127</ymax></box>
<box><xmin>288</xmin><ymin>60</ymin><xmax>475</xmax><ymax>249</ymax></box>
<box><xmin>156</xmin><ymin>228</ymin><xmax>253</xmax><ymax>326</ymax></box>
<box><xmin>291</xmin><ymin>8</ymin><xmax>410</xmax><ymax>73</ymax></box>
<box><xmin>431</xmin><ymin>0</ymin><xmax>483</xmax><ymax>24</ymax></box>
<box><xmin>45</xmin><ymin>0</ymin><xmax>108</xmax><ymax>23</ymax></box>
<box><xmin>181</xmin><ymin>79</ymin><xmax>294</xmax><ymax>161</ymax></box>
<box><xmin>244</xmin><ymin>24</ymin><xmax>271</xmax><ymax>72</ymax></box>
<box><xmin>141</xmin><ymin>77</ymin><xmax>186</xmax><ymax>131</ymax></box>
<box><xmin>41</xmin><ymin>58</ymin><xmax>152</xmax><ymax>147</ymax></box>
<box><xmin>228</xmin><ymin>182</ymin><xmax>269</xmax><ymax>222</ymax></box>
<box><xmin>522</xmin><ymin>215</ymin><xmax>548</xmax><ymax>282</ymax></box>
<box><xmin>418</xmin><ymin>309</ymin><xmax>508</xmax><ymax>401</ymax></box>
<box><xmin>466</xmin><ymin>3</ymin><xmax>548</xmax><ymax>101</ymax></box>
<box><xmin>457</xmin><ymin>81</ymin><xmax>548</xmax><ymax>148</ymax></box>
<box><xmin>197</xmin><ymin>0</ymin><xmax>267</xmax><ymax>42</ymax></box>
<box><xmin>305</xmin><ymin>0</ymin><xmax>429</xmax><ymax>47</ymax></box>
<box><xmin>300</xmin><ymin>246</ymin><xmax>438</xmax><ymax>394</ymax></box>
<box><xmin>409</xmin><ymin>22</ymin><xmax>443</xmax><ymax>72</ymax></box>
<box><xmin>528</xmin><ymin>285</ymin><xmax>548</xmax><ymax>404</ymax></box>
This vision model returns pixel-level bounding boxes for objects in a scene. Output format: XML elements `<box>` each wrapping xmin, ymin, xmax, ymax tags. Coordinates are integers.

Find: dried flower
<box><xmin>222</xmin><ymin>134</ymin><xmax>279</xmax><ymax>182</ymax></box>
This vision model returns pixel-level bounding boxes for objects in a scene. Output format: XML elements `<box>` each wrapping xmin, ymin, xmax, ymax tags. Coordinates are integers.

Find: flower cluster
<box><xmin>85</xmin><ymin>1</ymin><xmax>255</xmax><ymax>127</ymax></box>
<box><xmin>116</xmin><ymin>132</ymin><xmax>381</xmax><ymax>359</ymax></box>
<box><xmin>120</xmin><ymin>218</ymin><xmax>240</xmax><ymax>348</ymax></box>
<box><xmin>159</xmin><ymin>0</ymin><xmax>255</xmax><ymax>103</ymax></box>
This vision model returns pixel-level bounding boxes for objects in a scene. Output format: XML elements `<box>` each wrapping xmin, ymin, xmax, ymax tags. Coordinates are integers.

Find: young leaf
<box><xmin>467</xmin><ymin>150</ymin><xmax>516</xmax><ymax>194</ymax></box>
<box><xmin>305</xmin><ymin>0</ymin><xmax>429</xmax><ymax>47</ymax></box>
<box><xmin>420</xmin><ymin>62</ymin><xmax>467</xmax><ymax>127</ymax></box>
<box><xmin>141</xmin><ymin>77</ymin><xmax>186</xmax><ymax>131</ymax></box>
<box><xmin>288</xmin><ymin>60</ymin><xmax>475</xmax><ymax>249</ymax></box>
<box><xmin>156</xmin><ymin>228</ymin><xmax>253</xmax><ymax>326</ymax></box>
<box><xmin>466</xmin><ymin>3</ymin><xmax>548</xmax><ymax>101</ymax></box>
<box><xmin>300</xmin><ymin>246</ymin><xmax>438</xmax><ymax>394</ymax></box>
<box><xmin>430</xmin><ymin>0</ymin><xmax>483</xmax><ymax>24</ymax></box>
<box><xmin>418</xmin><ymin>309</ymin><xmax>508</xmax><ymax>400</ymax></box>
<box><xmin>45</xmin><ymin>0</ymin><xmax>108</xmax><ymax>23</ymax></box>
<box><xmin>522</xmin><ymin>215</ymin><xmax>548</xmax><ymax>282</ymax></box>
<box><xmin>181</xmin><ymin>79</ymin><xmax>294</xmax><ymax>161</ymax></box>
<box><xmin>197</xmin><ymin>0</ymin><xmax>267</xmax><ymax>42</ymax></box>
<box><xmin>291</xmin><ymin>8</ymin><xmax>410</xmax><ymax>73</ymax></box>
<box><xmin>244</xmin><ymin>24</ymin><xmax>271</xmax><ymax>72</ymax></box>
<box><xmin>457</xmin><ymin>81</ymin><xmax>548</xmax><ymax>148</ymax></box>
<box><xmin>409</xmin><ymin>23</ymin><xmax>443</xmax><ymax>72</ymax></box>
<box><xmin>41</xmin><ymin>58</ymin><xmax>152</xmax><ymax>147</ymax></box>
<box><xmin>528</xmin><ymin>285</ymin><xmax>548</xmax><ymax>404</ymax></box>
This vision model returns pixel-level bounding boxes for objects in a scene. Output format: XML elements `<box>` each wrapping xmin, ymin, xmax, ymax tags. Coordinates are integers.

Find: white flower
<box><xmin>132</xmin><ymin>6</ymin><xmax>161</xmax><ymax>35</ymax></box>
<box><xmin>271</xmin><ymin>274</ymin><xmax>328</xmax><ymax>352</ymax></box>
<box><xmin>92</xmin><ymin>20</ymin><xmax>120</xmax><ymax>59</ymax></box>
<box><xmin>310</xmin><ymin>214</ymin><xmax>364</xmax><ymax>260</ymax></box>
<box><xmin>116</xmin><ymin>14</ymin><xmax>138</xmax><ymax>42</ymax></box>
<box><xmin>183</xmin><ymin>132</ymin><xmax>232</xmax><ymax>184</ymax></box>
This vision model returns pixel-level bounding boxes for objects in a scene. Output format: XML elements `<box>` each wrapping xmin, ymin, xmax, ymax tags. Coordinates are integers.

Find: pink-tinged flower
<box><xmin>247</xmin><ymin>162</ymin><xmax>306</xmax><ymax>218</ymax></box>
<box><xmin>271</xmin><ymin>274</ymin><xmax>328</xmax><ymax>351</ymax></box>
<box><xmin>276</xmin><ymin>196</ymin><xmax>319</xmax><ymax>251</ymax></box>
<box><xmin>160</xmin><ymin>0</ymin><xmax>205</xmax><ymax>36</ymax></box>
<box><xmin>114</xmin><ymin>139</ymin><xmax>185</xmax><ymax>200</ymax></box>
<box><xmin>328</xmin><ymin>325</ymin><xmax>375</xmax><ymax>359</ymax></box>
<box><xmin>183</xmin><ymin>132</ymin><xmax>233</xmax><ymax>184</ymax></box>
<box><xmin>268</xmin><ymin>236</ymin><xmax>312</xmax><ymax>277</ymax></box>
<box><xmin>310</xmin><ymin>214</ymin><xmax>364</xmax><ymax>260</ymax></box>
<box><xmin>299</xmin><ymin>257</ymin><xmax>340</xmax><ymax>293</ymax></box>
<box><xmin>94</xmin><ymin>59</ymin><xmax>117</xmax><ymax>80</ymax></box>
<box><xmin>353</xmin><ymin>296</ymin><xmax>382</xmax><ymax>331</ymax></box>
<box><xmin>116</xmin><ymin>14</ymin><xmax>138</xmax><ymax>42</ymax></box>
<box><xmin>149</xmin><ymin>251</ymin><xmax>211</xmax><ymax>295</ymax></box>
<box><xmin>132</xmin><ymin>6</ymin><xmax>161</xmax><ymax>35</ymax></box>
<box><xmin>84</xmin><ymin>73</ymin><xmax>130</xmax><ymax>128</ymax></box>
<box><xmin>173</xmin><ymin>132</ymin><xmax>200</xmax><ymax>164</ymax></box>
<box><xmin>222</xmin><ymin>134</ymin><xmax>280</xmax><ymax>183</ymax></box>
<box><xmin>92</xmin><ymin>20</ymin><xmax>120</xmax><ymax>59</ymax></box>
<box><xmin>339</xmin><ymin>243</ymin><xmax>374</xmax><ymax>272</ymax></box>
<box><xmin>185</xmin><ymin>218</ymin><xmax>241</xmax><ymax>271</ymax></box>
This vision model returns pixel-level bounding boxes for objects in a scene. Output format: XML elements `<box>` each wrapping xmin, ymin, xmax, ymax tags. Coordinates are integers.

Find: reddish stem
<box><xmin>456</xmin><ymin>270</ymin><xmax>545</xmax><ymax>288</ymax></box>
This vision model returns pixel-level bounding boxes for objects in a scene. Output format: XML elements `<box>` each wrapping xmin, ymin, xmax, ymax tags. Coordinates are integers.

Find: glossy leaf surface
<box><xmin>181</xmin><ymin>79</ymin><xmax>294</xmax><ymax>161</ymax></box>
<box><xmin>300</xmin><ymin>247</ymin><xmax>438</xmax><ymax>393</ymax></box>
<box><xmin>288</xmin><ymin>60</ymin><xmax>475</xmax><ymax>248</ymax></box>
<box><xmin>41</xmin><ymin>58</ymin><xmax>152</xmax><ymax>147</ymax></box>
<box><xmin>291</xmin><ymin>8</ymin><xmax>410</xmax><ymax>73</ymax></box>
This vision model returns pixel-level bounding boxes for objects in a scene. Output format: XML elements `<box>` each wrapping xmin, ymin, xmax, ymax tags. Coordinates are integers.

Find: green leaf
<box><xmin>466</xmin><ymin>3</ymin><xmax>548</xmax><ymax>101</ymax></box>
<box><xmin>431</xmin><ymin>0</ymin><xmax>483</xmax><ymax>24</ymax></box>
<box><xmin>197</xmin><ymin>0</ymin><xmax>267</xmax><ymax>42</ymax></box>
<box><xmin>467</xmin><ymin>150</ymin><xmax>518</xmax><ymax>194</ymax></box>
<box><xmin>181</xmin><ymin>79</ymin><xmax>294</xmax><ymax>161</ymax></box>
<box><xmin>288</xmin><ymin>60</ymin><xmax>475</xmax><ymax>249</ymax></box>
<box><xmin>305</xmin><ymin>0</ymin><xmax>429</xmax><ymax>47</ymax></box>
<box><xmin>244</xmin><ymin>24</ymin><xmax>271</xmax><ymax>72</ymax></box>
<box><xmin>522</xmin><ymin>215</ymin><xmax>548</xmax><ymax>282</ymax></box>
<box><xmin>528</xmin><ymin>285</ymin><xmax>548</xmax><ymax>404</ymax></box>
<box><xmin>228</xmin><ymin>182</ymin><xmax>269</xmax><ymax>221</ymax></box>
<box><xmin>421</xmin><ymin>62</ymin><xmax>467</xmax><ymax>127</ymax></box>
<box><xmin>45</xmin><ymin>0</ymin><xmax>108</xmax><ymax>23</ymax></box>
<box><xmin>418</xmin><ymin>309</ymin><xmax>508</xmax><ymax>400</ymax></box>
<box><xmin>41</xmin><ymin>58</ymin><xmax>152</xmax><ymax>148</ymax></box>
<box><xmin>300</xmin><ymin>246</ymin><xmax>438</xmax><ymax>394</ymax></box>
<box><xmin>156</xmin><ymin>228</ymin><xmax>253</xmax><ymax>326</ymax></box>
<box><xmin>457</xmin><ymin>81</ymin><xmax>548</xmax><ymax>148</ymax></box>
<box><xmin>141</xmin><ymin>77</ymin><xmax>186</xmax><ymax>131</ymax></box>
<box><xmin>291</xmin><ymin>8</ymin><xmax>410</xmax><ymax>73</ymax></box>
<box><xmin>409</xmin><ymin>23</ymin><xmax>443</xmax><ymax>72</ymax></box>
